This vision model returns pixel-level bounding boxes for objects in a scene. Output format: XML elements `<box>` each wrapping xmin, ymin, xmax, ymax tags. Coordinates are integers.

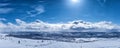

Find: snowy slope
<box><xmin>1</xmin><ymin>33</ymin><xmax>120</xmax><ymax>48</ymax></box>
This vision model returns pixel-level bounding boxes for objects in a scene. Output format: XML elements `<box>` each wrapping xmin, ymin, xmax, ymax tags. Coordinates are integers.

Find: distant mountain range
<box><xmin>1</xmin><ymin>32</ymin><xmax>119</xmax><ymax>42</ymax></box>
<box><xmin>5</xmin><ymin>32</ymin><xmax>120</xmax><ymax>38</ymax></box>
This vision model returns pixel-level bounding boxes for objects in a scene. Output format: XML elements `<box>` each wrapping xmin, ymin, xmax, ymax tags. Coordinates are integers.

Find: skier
<box><xmin>18</xmin><ymin>40</ymin><xmax>20</xmax><ymax>44</ymax></box>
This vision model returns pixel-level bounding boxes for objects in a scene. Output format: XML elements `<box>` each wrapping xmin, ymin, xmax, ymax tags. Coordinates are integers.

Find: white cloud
<box><xmin>0</xmin><ymin>19</ymin><xmax>120</xmax><ymax>32</ymax></box>
<box><xmin>0</xmin><ymin>18</ymin><xmax>6</xmax><ymax>21</ymax></box>
<box><xmin>27</xmin><ymin>5</ymin><xmax>45</xmax><ymax>17</ymax></box>
<box><xmin>97</xmin><ymin>0</ymin><xmax>107</xmax><ymax>6</ymax></box>
<box><xmin>0</xmin><ymin>8</ymin><xmax>13</xmax><ymax>14</ymax></box>
<box><xmin>0</xmin><ymin>3</ymin><xmax>10</xmax><ymax>7</ymax></box>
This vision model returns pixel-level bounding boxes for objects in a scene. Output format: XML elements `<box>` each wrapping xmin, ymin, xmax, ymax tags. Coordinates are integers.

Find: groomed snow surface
<box><xmin>0</xmin><ymin>34</ymin><xmax>120</xmax><ymax>48</ymax></box>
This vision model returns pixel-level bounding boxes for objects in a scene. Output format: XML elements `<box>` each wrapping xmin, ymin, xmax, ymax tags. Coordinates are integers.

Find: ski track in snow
<box><xmin>1</xmin><ymin>34</ymin><xmax>120</xmax><ymax>48</ymax></box>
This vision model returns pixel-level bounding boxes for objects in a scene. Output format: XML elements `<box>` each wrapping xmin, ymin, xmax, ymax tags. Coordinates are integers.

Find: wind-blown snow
<box><xmin>0</xmin><ymin>19</ymin><xmax>120</xmax><ymax>32</ymax></box>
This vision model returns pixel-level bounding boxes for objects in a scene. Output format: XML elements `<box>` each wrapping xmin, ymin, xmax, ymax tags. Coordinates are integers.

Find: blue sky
<box><xmin>0</xmin><ymin>0</ymin><xmax>120</xmax><ymax>24</ymax></box>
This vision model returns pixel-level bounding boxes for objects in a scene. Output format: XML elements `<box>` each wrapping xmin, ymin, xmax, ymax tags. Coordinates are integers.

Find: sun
<box><xmin>65</xmin><ymin>0</ymin><xmax>84</xmax><ymax>8</ymax></box>
<box><xmin>71</xmin><ymin>0</ymin><xmax>80</xmax><ymax>3</ymax></box>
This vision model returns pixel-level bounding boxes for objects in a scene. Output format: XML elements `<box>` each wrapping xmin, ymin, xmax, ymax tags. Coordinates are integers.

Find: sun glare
<box><xmin>71</xmin><ymin>0</ymin><xmax>79</xmax><ymax>3</ymax></box>
<box><xmin>66</xmin><ymin>0</ymin><xmax>83</xmax><ymax>8</ymax></box>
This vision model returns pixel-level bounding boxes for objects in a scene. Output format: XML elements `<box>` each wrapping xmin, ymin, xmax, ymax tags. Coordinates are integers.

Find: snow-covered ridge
<box><xmin>5</xmin><ymin>32</ymin><xmax>120</xmax><ymax>43</ymax></box>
